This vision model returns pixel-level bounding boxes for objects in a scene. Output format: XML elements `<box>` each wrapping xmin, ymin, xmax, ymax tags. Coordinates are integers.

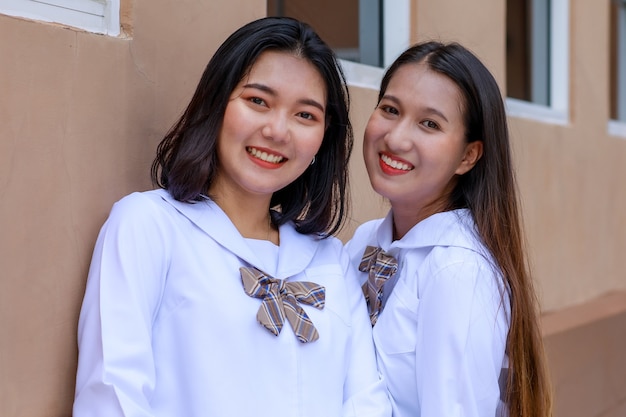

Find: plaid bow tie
<box><xmin>359</xmin><ymin>246</ymin><xmax>398</xmax><ymax>326</ymax></box>
<box><xmin>240</xmin><ymin>266</ymin><xmax>325</xmax><ymax>343</ymax></box>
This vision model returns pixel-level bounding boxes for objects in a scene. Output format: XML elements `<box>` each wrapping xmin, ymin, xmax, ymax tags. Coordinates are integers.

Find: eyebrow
<box><xmin>243</xmin><ymin>83</ymin><xmax>325</xmax><ymax>113</ymax></box>
<box><xmin>381</xmin><ymin>94</ymin><xmax>449</xmax><ymax>123</ymax></box>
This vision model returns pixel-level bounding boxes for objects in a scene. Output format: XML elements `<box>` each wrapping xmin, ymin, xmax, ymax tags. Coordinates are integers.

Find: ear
<box><xmin>455</xmin><ymin>141</ymin><xmax>483</xmax><ymax>175</ymax></box>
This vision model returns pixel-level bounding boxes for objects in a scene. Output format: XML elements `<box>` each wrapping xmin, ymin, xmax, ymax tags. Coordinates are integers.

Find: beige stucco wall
<box><xmin>510</xmin><ymin>1</ymin><xmax>626</xmax><ymax>312</ymax></box>
<box><xmin>340</xmin><ymin>86</ymin><xmax>390</xmax><ymax>240</ymax></box>
<box><xmin>1</xmin><ymin>0</ymin><xmax>625</xmax><ymax>416</ymax></box>
<box><xmin>0</xmin><ymin>1</ymin><xmax>265</xmax><ymax>415</ymax></box>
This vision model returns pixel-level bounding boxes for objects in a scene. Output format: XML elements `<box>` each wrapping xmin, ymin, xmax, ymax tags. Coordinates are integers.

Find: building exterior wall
<box><xmin>0</xmin><ymin>0</ymin><xmax>624</xmax><ymax>416</ymax></box>
<box><xmin>0</xmin><ymin>1</ymin><xmax>266</xmax><ymax>415</ymax></box>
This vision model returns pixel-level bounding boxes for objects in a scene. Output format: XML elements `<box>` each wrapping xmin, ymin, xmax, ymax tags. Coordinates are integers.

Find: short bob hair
<box><xmin>151</xmin><ymin>17</ymin><xmax>353</xmax><ymax>237</ymax></box>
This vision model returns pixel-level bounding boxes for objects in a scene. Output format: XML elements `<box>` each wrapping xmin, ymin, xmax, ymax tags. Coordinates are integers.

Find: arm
<box><xmin>73</xmin><ymin>193</ymin><xmax>169</xmax><ymax>417</ymax></box>
<box><xmin>416</xmin><ymin>254</ymin><xmax>509</xmax><ymax>417</ymax></box>
<box><xmin>340</xmin><ymin>247</ymin><xmax>392</xmax><ymax>417</ymax></box>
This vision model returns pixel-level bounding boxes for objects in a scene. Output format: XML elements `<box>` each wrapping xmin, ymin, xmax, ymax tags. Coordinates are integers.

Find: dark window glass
<box><xmin>506</xmin><ymin>0</ymin><xmax>551</xmax><ymax>105</ymax></box>
<box><xmin>267</xmin><ymin>0</ymin><xmax>384</xmax><ymax>67</ymax></box>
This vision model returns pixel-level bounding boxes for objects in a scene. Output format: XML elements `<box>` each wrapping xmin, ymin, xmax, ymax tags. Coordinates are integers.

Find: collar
<box><xmin>376</xmin><ymin>208</ymin><xmax>481</xmax><ymax>252</ymax></box>
<box><xmin>151</xmin><ymin>189</ymin><xmax>320</xmax><ymax>279</ymax></box>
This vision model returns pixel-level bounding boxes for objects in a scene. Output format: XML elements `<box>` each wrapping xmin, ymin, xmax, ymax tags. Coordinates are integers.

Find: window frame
<box><xmin>609</xmin><ymin>0</ymin><xmax>626</xmax><ymax>137</ymax></box>
<box><xmin>342</xmin><ymin>0</ymin><xmax>410</xmax><ymax>90</ymax></box>
<box><xmin>0</xmin><ymin>0</ymin><xmax>120</xmax><ymax>36</ymax></box>
<box><xmin>506</xmin><ymin>0</ymin><xmax>570</xmax><ymax>125</ymax></box>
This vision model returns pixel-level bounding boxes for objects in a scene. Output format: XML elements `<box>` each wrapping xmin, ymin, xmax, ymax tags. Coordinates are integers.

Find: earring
<box><xmin>310</xmin><ymin>156</ymin><xmax>316</xmax><ymax>166</ymax></box>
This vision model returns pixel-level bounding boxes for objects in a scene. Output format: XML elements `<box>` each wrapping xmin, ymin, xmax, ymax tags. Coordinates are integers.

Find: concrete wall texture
<box><xmin>1</xmin><ymin>0</ymin><xmax>625</xmax><ymax>416</ymax></box>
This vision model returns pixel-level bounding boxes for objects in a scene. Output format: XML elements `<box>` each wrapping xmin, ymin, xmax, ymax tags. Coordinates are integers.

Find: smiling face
<box><xmin>209</xmin><ymin>50</ymin><xmax>327</xmax><ymax>204</ymax></box>
<box><xmin>364</xmin><ymin>61</ymin><xmax>482</xmax><ymax>223</ymax></box>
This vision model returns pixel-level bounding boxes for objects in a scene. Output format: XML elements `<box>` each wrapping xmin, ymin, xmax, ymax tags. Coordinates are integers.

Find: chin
<box><xmin>370</xmin><ymin>182</ymin><xmax>390</xmax><ymax>198</ymax></box>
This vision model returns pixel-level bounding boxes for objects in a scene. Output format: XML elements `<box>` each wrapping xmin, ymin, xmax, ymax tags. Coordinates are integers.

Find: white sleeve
<box><xmin>415</xmin><ymin>256</ymin><xmax>508</xmax><ymax>417</ymax></box>
<box><xmin>73</xmin><ymin>194</ymin><xmax>169</xmax><ymax>417</ymax></box>
<box><xmin>340</xmin><ymin>247</ymin><xmax>392</xmax><ymax>417</ymax></box>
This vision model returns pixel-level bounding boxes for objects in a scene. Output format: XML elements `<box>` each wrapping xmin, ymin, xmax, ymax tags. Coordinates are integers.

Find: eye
<box><xmin>249</xmin><ymin>97</ymin><xmax>266</xmax><ymax>106</ymax></box>
<box><xmin>421</xmin><ymin>120</ymin><xmax>439</xmax><ymax>130</ymax></box>
<box><xmin>297</xmin><ymin>111</ymin><xmax>316</xmax><ymax>121</ymax></box>
<box><xmin>379</xmin><ymin>105</ymin><xmax>399</xmax><ymax>115</ymax></box>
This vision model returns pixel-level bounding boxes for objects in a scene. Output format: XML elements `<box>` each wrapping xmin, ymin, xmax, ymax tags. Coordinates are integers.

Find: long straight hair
<box><xmin>151</xmin><ymin>17</ymin><xmax>353</xmax><ymax>236</ymax></box>
<box><xmin>379</xmin><ymin>42</ymin><xmax>553</xmax><ymax>417</ymax></box>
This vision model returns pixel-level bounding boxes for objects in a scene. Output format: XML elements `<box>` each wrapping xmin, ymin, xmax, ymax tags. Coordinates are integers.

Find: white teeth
<box><xmin>381</xmin><ymin>154</ymin><xmax>412</xmax><ymax>171</ymax></box>
<box><xmin>248</xmin><ymin>147</ymin><xmax>284</xmax><ymax>163</ymax></box>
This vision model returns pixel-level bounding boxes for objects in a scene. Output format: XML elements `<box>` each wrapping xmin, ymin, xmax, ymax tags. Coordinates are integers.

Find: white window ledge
<box><xmin>505</xmin><ymin>97</ymin><xmax>569</xmax><ymax>126</ymax></box>
<box><xmin>608</xmin><ymin>120</ymin><xmax>626</xmax><ymax>138</ymax></box>
<box><xmin>0</xmin><ymin>0</ymin><xmax>120</xmax><ymax>36</ymax></box>
<box><xmin>340</xmin><ymin>59</ymin><xmax>384</xmax><ymax>91</ymax></box>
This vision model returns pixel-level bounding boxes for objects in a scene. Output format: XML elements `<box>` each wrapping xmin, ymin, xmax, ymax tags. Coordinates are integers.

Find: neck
<box><xmin>391</xmin><ymin>210</ymin><xmax>423</xmax><ymax>241</ymax></box>
<box><xmin>207</xmin><ymin>173</ymin><xmax>281</xmax><ymax>244</ymax></box>
<box><xmin>209</xmin><ymin>193</ymin><xmax>279</xmax><ymax>244</ymax></box>
<box><xmin>391</xmin><ymin>202</ymin><xmax>447</xmax><ymax>240</ymax></box>
<box><xmin>390</xmin><ymin>188</ymin><xmax>455</xmax><ymax>240</ymax></box>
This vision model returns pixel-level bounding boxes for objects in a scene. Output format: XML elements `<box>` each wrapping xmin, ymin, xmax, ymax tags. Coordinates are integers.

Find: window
<box><xmin>610</xmin><ymin>1</ymin><xmax>626</xmax><ymax>129</ymax></box>
<box><xmin>505</xmin><ymin>0</ymin><xmax>569</xmax><ymax>124</ymax></box>
<box><xmin>267</xmin><ymin>0</ymin><xmax>410</xmax><ymax>88</ymax></box>
<box><xmin>0</xmin><ymin>0</ymin><xmax>120</xmax><ymax>36</ymax></box>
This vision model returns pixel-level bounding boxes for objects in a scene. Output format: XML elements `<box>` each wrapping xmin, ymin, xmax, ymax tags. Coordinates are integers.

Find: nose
<box><xmin>384</xmin><ymin>120</ymin><xmax>413</xmax><ymax>153</ymax></box>
<box><xmin>261</xmin><ymin>111</ymin><xmax>290</xmax><ymax>142</ymax></box>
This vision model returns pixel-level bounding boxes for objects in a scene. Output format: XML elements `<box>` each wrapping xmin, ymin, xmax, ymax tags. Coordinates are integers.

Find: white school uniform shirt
<box><xmin>345</xmin><ymin>209</ymin><xmax>510</xmax><ymax>417</ymax></box>
<box><xmin>73</xmin><ymin>189</ymin><xmax>391</xmax><ymax>417</ymax></box>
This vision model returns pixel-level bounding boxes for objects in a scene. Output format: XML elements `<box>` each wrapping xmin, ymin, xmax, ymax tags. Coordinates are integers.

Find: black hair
<box><xmin>151</xmin><ymin>17</ymin><xmax>352</xmax><ymax>236</ymax></box>
<box><xmin>379</xmin><ymin>41</ymin><xmax>553</xmax><ymax>417</ymax></box>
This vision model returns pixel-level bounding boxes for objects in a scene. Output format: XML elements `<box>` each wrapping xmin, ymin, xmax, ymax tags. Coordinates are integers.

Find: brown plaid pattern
<box><xmin>240</xmin><ymin>266</ymin><xmax>325</xmax><ymax>343</ymax></box>
<box><xmin>359</xmin><ymin>246</ymin><xmax>398</xmax><ymax>326</ymax></box>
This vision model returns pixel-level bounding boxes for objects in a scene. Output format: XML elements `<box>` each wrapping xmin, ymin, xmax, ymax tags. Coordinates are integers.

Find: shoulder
<box><xmin>276</xmin><ymin>224</ymin><xmax>351</xmax><ymax>274</ymax></box>
<box><xmin>318</xmin><ymin>234</ymin><xmax>344</xmax><ymax>252</ymax></box>
<box><xmin>426</xmin><ymin>245</ymin><xmax>495</xmax><ymax>279</ymax></box>
<box><xmin>344</xmin><ymin>217</ymin><xmax>385</xmax><ymax>258</ymax></box>
<box><xmin>109</xmin><ymin>189</ymin><xmax>167</xmax><ymax>214</ymax></box>
<box><xmin>424</xmin><ymin>211</ymin><xmax>496</xmax><ymax>279</ymax></box>
<box><xmin>411</xmin><ymin>210</ymin><xmax>488</xmax><ymax>260</ymax></box>
<box><xmin>103</xmin><ymin>189</ymin><xmax>178</xmax><ymax>234</ymax></box>
<box><xmin>416</xmin><ymin>210</ymin><xmax>501</xmax><ymax>286</ymax></box>
<box><xmin>309</xmin><ymin>234</ymin><xmax>351</xmax><ymax>267</ymax></box>
<box><xmin>351</xmin><ymin>217</ymin><xmax>385</xmax><ymax>242</ymax></box>
<box><xmin>409</xmin><ymin>209</ymin><xmax>478</xmax><ymax>248</ymax></box>
<box><xmin>418</xmin><ymin>244</ymin><xmax>504</xmax><ymax>310</ymax></box>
